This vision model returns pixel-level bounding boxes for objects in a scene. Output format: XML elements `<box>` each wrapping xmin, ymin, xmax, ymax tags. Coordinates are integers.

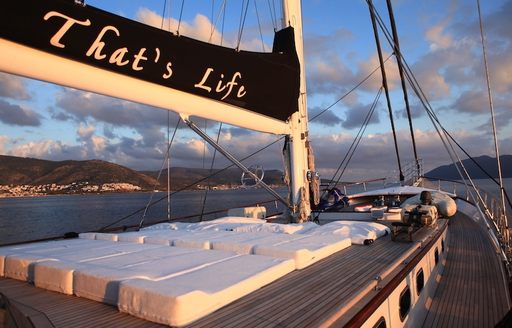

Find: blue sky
<box><xmin>1</xmin><ymin>0</ymin><xmax>511</xmax><ymax>181</ymax></box>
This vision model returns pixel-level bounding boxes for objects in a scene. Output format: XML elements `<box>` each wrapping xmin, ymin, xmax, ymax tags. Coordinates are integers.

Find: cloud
<box><xmin>0</xmin><ymin>73</ymin><xmax>31</xmax><ymax>100</ymax></box>
<box><xmin>425</xmin><ymin>20</ymin><xmax>454</xmax><ymax>51</ymax></box>
<box><xmin>309</xmin><ymin>128</ymin><xmax>500</xmax><ymax>181</ymax></box>
<box><xmin>304</xmin><ymin>30</ymin><xmax>357</xmax><ymax>95</ymax></box>
<box><xmin>0</xmin><ymin>99</ymin><xmax>42</xmax><ymax>126</ymax></box>
<box><xmin>135</xmin><ymin>8</ymin><xmax>270</xmax><ymax>51</ymax></box>
<box><xmin>9</xmin><ymin>140</ymin><xmax>65</xmax><ymax>159</ymax></box>
<box><xmin>451</xmin><ymin>90</ymin><xmax>489</xmax><ymax>113</ymax></box>
<box><xmin>77</xmin><ymin>124</ymin><xmax>95</xmax><ymax>139</ymax></box>
<box><xmin>137</xmin><ymin>9</ymin><xmax>226</xmax><ymax>45</ymax></box>
<box><xmin>55</xmin><ymin>89</ymin><xmax>181</xmax><ymax>129</ymax></box>
<box><xmin>395</xmin><ymin>103</ymin><xmax>426</xmax><ymax>120</ymax></box>
<box><xmin>341</xmin><ymin>103</ymin><xmax>380</xmax><ymax>129</ymax></box>
<box><xmin>309</xmin><ymin>106</ymin><xmax>343</xmax><ymax>126</ymax></box>
<box><xmin>355</xmin><ymin>52</ymin><xmax>401</xmax><ymax>92</ymax></box>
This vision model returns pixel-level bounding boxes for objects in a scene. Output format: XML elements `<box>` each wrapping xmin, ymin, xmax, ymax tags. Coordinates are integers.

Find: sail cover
<box><xmin>0</xmin><ymin>0</ymin><xmax>300</xmax><ymax>122</ymax></box>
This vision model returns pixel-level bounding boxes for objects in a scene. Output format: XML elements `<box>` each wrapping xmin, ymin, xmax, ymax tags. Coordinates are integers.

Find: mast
<box><xmin>368</xmin><ymin>0</ymin><xmax>404</xmax><ymax>183</ymax></box>
<box><xmin>385</xmin><ymin>0</ymin><xmax>421</xmax><ymax>176</ymax></box>
<box><xmin>282</xmin><ymin>0</ymin><xmax>313</xmax><ymax>222</ymax></box>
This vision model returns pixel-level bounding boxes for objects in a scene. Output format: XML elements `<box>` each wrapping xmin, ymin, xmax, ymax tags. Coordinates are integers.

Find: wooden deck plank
<box><xmin>422</xmin><ymin>214</ymin><xmax>510</xmax><ymax>328</ymax></box>
<box><xmin>0</xmin><ymin>278</ymin><xmax>166</xmax><ymax>328</ymax></box>
<box><xmin>187</xmin><ymin>235</ymin><xmax>414</xmax><ymax>328</ymax></box>
<box><xmin>1</xmin><ymin>213</ymin><xmax>508</xmax><ymax>328</ymax></box>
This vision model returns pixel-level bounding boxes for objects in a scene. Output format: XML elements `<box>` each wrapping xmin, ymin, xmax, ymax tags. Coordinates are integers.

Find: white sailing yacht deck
<box><xmin>0</xmin><ymin>214</ymin><xmax>509</xmax><ymax>327</ymax></box>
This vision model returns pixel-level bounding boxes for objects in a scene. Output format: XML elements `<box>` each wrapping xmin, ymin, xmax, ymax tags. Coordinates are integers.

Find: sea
<box><xmin>1</xmin><ymin>179</ymin><xmax>511</xmax><ymax>246</ymax></box>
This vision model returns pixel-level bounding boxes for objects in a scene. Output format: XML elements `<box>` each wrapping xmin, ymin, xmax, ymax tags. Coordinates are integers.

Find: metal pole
<box><xmin>385</xmin><ymin>0</ymin><xmax>420</xmax><ymax>174</ymax></box>
<box><xmin>476</xmin><ymin>0</ymin><xmax>507</xmax><ymax>220</ymax></box>
<box><xmin>368</xmin><ymin>0</ymin><xmax>404</xmax><ymax>183</ymax></box>
<box><xmin>184</xmin><ymin>118</ymin><xmax>291</xmax><ymax>210</ymax></box>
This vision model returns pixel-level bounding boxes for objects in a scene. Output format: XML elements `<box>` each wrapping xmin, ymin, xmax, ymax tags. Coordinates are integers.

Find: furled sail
<box><xmin>0</xmin><ymin>0</ymin><xmax>300</xmax><ymax>134</ymax></box>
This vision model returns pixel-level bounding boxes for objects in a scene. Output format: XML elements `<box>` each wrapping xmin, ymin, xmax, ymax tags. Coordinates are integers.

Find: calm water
<box><xmin>0</xmin><ymin>188</ymin><xmax>287</xmax><ymax>245</ymax></box>
<box><xmin>1</xmin><ymin>179</ymin><xmax>511</xmax><ymax>246</ymax></box>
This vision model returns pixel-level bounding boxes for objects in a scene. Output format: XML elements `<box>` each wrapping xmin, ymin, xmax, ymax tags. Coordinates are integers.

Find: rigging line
<box><xmin>211</xmin><ymin>0</ymin><xmax>215</xmax><ymax>39</ymax></box>
<box><xmin>309</xmin><ymin>53</ymin><xmax>393</xmax><ymax>122</ymax></box>
<box><xmin>160</xmin><ymin>0</ymin><xmax>168</xmax><ymax>30</ymax></box>
<box><xmin>199</xmin><ymin>122</ymin><xmax>223</xmax><ymax>221</ymax></box>
<box><xmin>161</xmin><ymin>0</ymin><xmax>171</xmax><ymax>221</ymax></box>
<box><xmin>267</xmin><ymin>0</ymin><xmax>277</xmax><ymax>30</ymax></box>
<box><xmin>208</xmin><ymin>0</ymin><xmax>227</xmax><ymax>43</ymax></box>
<box><xmin>423</xmin><ymin>104</ymin><xmax>495</xmax><ymax>219</ymax></box>
<box><xmin>220</xmin><ymin>0</ymin><xmax>227</xmax><ymax>46</ymax></box>
<box><xmin>100</xmin><ymin>136</ymin><xmax>285</xmax><ymax>231</ymax></box>
<box><xmin>394</xmin><ymin>33</ymin><xmax>512</xmax><ymax>209</ymax></box>
<box><xmin>329</xmin><ymin>87</ymin><xmax>382</xmax><ymax>188</ymax></box>
<box><xmin>476</xmin><ymin>0</ymin><xmax>507</xmax><ymax>219</ymax></box>
<box><xmin>397</xmin><ymin>51</ymin><xmax>502</xmax><ymax>216</ymax></box>
<box><xmin>368</xmin><ymin>0</ymin><xmax>403</xmax><ymax>182</ymax></box>
<box><xmin>167</xmin><ymin>111</ymin><xmax>171</xmax><ymax>221</ymax></box>
<box><xmin>367</xmin><ymin>1</ymin><xmax>423</xmax><ymax>171</ymax></box>
<box><xmin>384</xmin><ymin>0</ymin><xmax>420</xmax><ymax>175</ymax></box>
<box><xmin>138</xmin><ymin>118</ymin><xmax>181</xmax><ymax>229</ymax></box>
<box><xmin>327</xmin><ymin>91</ymin><xmax>378</xmax><ymax>189</ymax></box>
<box><xmin>369</xmin><ymin>0</ymin><xmax>511</xmax><ymax>209</ymax></box>
<box><xmin>337</xmin><ymin>89</ymin><xmax>382</xmax><ymax>183</ymax></box>
<box><xmin>167</xmin><ymin>0</ymin><xmax>172</xmax><ymax>31</ymax></box>
<box><xmin>254</xmin><ymin>0</ymin><xmax>266</xmax><ymax>51</ymax></box>
<box><xmin>236</xmin><ymin>0</ymin><xmax>251</xmax><ymax>50</ymax></box>
<box><xmin>202</xmin><ymin>120</ymin><xmax>207</xmax><ymax>169</ymax></box>
<box><xmin>370</xmin><ymin>3</ymin><xmax>470</xmax><ymax>184</ymax></box>
<box><xmin>177</xmin><ymin>0</ymin><xmax>185</xmax><ymax>35</ymax></box>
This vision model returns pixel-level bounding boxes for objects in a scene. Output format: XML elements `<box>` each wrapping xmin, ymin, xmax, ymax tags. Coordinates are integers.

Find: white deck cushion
<box><xmin>253</xmin><ymin>234</ymin><xmax>352</xmax><ymax>269</ymax></box>
<box><xmin>32</xmin><ymin>243</ymin><xmax>165</xmax><ymax>294</ymax></box>
<box><xmin>118</xmin><ymin>254</ymin><xmax>295</xmax><ymax>327</ymax></box>
<box><xmin>73</xmin><ymin>248</ymin><xmax>239</xmax><ymax>305</ymax></box>
<box><xmin>304</xmin><ymin>221</ymin><xmax>390</xmax><ymax>245</ymax></box>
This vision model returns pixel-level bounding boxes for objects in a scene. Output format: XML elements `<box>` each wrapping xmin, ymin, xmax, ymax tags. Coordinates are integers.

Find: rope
<box><xmin>177</xmin><ymin>0</ymin><xmax>185</xmax><ymax>35</ymax></box>
<box><xmin>254</xmin><ymin>0</ymin><xmax>266</xmax><ymax>51</ymax></box>
<box><xmin>236</xmin><ymin>0</ymin><xmax>250</xmax><ymax>50</ymax></box>
<box><xmin>267</xmin><ymin>0</ymin><xmax>277</xmax><ymax>31</ymax></box>
<box><xmin>138</xmin><ymin>118</ymin><xmax>181</xmax><ymax>229</ymax></box>
<box><xmin>160</xmin><ymin>0</ymin><xmax>167</xmax><ymax>30</ymax></box>
<box><xmin>476</xmin><ymin>0</ymin><xmax>507</xmax><ymax>218</ymax></box>
<box><xmin>208</xmin><ymin>0</ymin><xmax>227</xmax><ymax>44</ymax></box>
<box><xmin>99</xmin><ymin>136</ymin><xmax>285</xmax><ymax>231</ymax></box>
<box><xmin>368</xmin><ymin>0</ymin><xmax>404</xmax><ymax>182</ymax></box>
<box><xmin>366</xmin><ymin>0</ymin><xmax>511</xmax><ymax>210</ymax></box>
<box><xmin>309</xmin><ymin>54</ymin><xmax>392</xmax><ymax>122</ymax></box>
<box><xmin>326</xmin><ymin>87</ymin><xmax>383</xmax><ymax>190</ymax></box>
<box><xmin>199</xmin><ymin>123</ymin><xmax>223</xmax><ymax>221</ymax></box>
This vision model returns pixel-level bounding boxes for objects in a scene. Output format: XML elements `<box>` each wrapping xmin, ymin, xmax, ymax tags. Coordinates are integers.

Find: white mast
<box><xmin>283</xmin><ymin>1</ymin><xmax>312</xmax><ymax>222</ymax></box>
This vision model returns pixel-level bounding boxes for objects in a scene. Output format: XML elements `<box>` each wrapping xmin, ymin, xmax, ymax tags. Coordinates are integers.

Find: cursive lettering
<box><xmin>194</xmin><ymin>68</ymin><xmax>246</xmax><ymax>100</ymax></box>
<box><xmin>44</xmin><ymin>11</ymin><xmax>91</xmax><ymax>48</ymax></box>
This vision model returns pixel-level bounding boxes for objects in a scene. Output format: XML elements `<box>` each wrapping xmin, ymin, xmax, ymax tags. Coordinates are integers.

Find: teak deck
<box><xmin>0</xmin><ymin>214</ymin><xmax>509</xmax><ymax>327</ymax></box>
<box><xmin>422</xmin><ymin>214</ymin><xmax>510</xmax><ymax>328</ymax></box>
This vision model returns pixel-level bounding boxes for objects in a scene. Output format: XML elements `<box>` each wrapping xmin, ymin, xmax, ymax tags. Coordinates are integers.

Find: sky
<box><xmin>1</xmin><ymin>0</ymin><xmax>511</xmax><ymax>182</ymax></box>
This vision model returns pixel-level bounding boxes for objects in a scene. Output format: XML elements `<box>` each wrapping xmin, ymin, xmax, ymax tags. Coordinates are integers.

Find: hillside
<box><xmin>142</xmin><ymin>167</ymin><xmax>285</xmax><ymax>190</ymax></box>
<box><xmin>0</xmin><ymin>155</ymin><xmax>285</xmax><ymax>191</ymax></box>
<box><xmin>0</xmin><ymin>155</ymin><xmax>157</xmax><ymax>189</ymax></box>
<box><xmin>425</xmin><ymin>155</ymin><xmax>512</xmax><ymax>179</ymax></box>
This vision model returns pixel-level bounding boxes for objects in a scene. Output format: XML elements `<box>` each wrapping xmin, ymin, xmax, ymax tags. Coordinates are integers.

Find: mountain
<box><xmin>0</xmin><ymin>155</ymin><xmax>157</xmax><ymax>189</ymax></box>
<box><xmin>425</xmin><ymin>155</ymin><xmax>512</xmax><ymax>179</ymax></box>
<box><xmin>0</xmin><ymin>155</ymin><xmax>285</xmax><ymax>191</ymax></box>
<box><xmin>142</xmin><ymin>167</ymin><xmax>285</xmax><ymax>191</ymax></box>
